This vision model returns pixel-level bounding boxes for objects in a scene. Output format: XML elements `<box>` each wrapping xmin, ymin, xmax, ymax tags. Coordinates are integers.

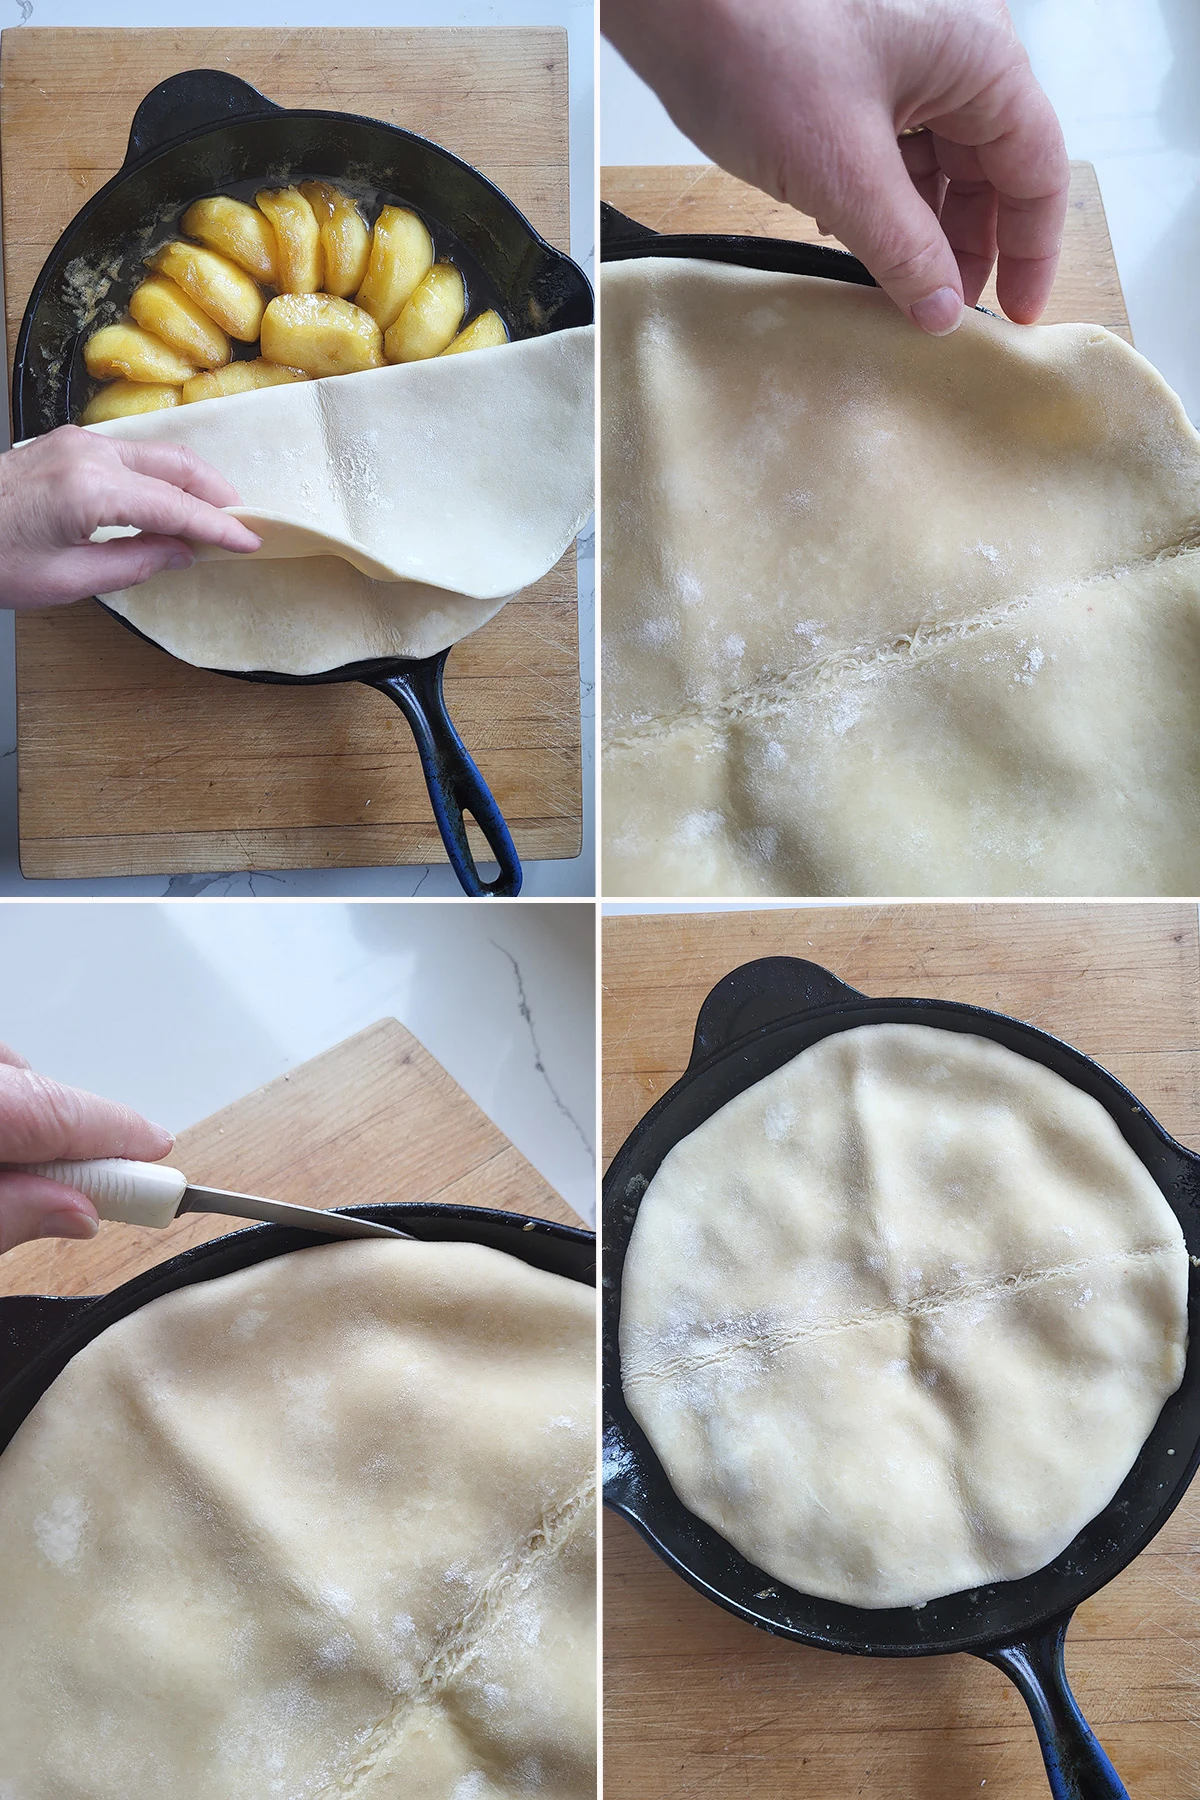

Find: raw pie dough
<box><xmin>84</xmin><ymin>326</ymin><xmax>594</xmax><ymax>674</ymax></box>
<box><xmin>601</xmin><ymin>258</ymin><xmax>1200</xmax><ymax>895</ymax></box>
<box><xmin>0</xmin><ymin>1238</ymin><xmax>596</xmax><ymax>1798</ymax></box>
<box><xmin>620</xmin><ymin>1022</ymin><xmax>1188</xmax><ymax>1609</ymax></box>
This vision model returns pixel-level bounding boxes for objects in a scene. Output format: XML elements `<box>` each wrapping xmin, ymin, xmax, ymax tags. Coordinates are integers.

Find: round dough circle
<box><xmin>0</xmin><ymin>1238</ymin><xmax>596</xmax><ymax>1798</ymax></box>
<box><xmin>83</xmin><ymin>325</ymin><xmax>595</xmax><ymax>675</ymax></box>
<box><xmin>620</xmin><ymin>1022</ymin><xmax>1188</xmax><ymax>1609</ymax></box>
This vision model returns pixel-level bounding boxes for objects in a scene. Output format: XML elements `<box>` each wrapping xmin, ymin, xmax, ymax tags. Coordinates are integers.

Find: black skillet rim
<box><xmin>0</xmin><ymin>1201</ymin><xmax>595</xmax><ymax>1457</ymax></box>
<box><xmin>599</xmin><ymin>198</ymin><xmax>878</xmax><ymax>284</ymax></box>
<box><xmin>602</xmin><ymin>959</ymin><xmax>1200</xmax><ymax>1659</ymax></box>
<box><xmin>14</xmin><ymin>83</ymin><xmax>594</xmax><ymax>444</ymax></box>
<box><xmin>598</xmin><ymin>197</ymin><xmax>995</xmax><ymax>317</ymax></box>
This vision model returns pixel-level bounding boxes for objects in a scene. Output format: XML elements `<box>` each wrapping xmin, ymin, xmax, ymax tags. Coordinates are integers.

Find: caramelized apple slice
<box><xmin>299</xmin><ymin>180</ymin><xmax>371</xmax><ymax>299</ymax></box>
<box><xmin>441</xmin><ymin>309</ymin><xmax>509</xmax><ymax>356</ymax></box>
<box><xmin>383</xmin><ymin>265</ymin><xmax>465</xmax><ymax>363</ymax></box>
<box><xmin>147</xmin><ymin>242</ymin><xmax>265</xmax><ymax>341</ymax></box>
<box><xmin>182</xmin><ymin>359</ymin><xmax>312</xmax><ymax>404</ymax></box>
<box><xmin>261</xmin><ymin>293</ymin><xmax>384</xmax><ymax>377</ymax></box>
<box><xmin>181</xmin><ymin>196</ymin><xmax>278</xmax><ymax>285</ymax></box>
<box><xmin>83</xmin><ymin>322</ymin><xmax>196</xmax><ymax>384</ymax></box>
<box><xmin>129</xmin><ymin>276</ymin><xmax>231</xmax><ymax>371</ymax></box>
<box><xmin>354</xmin><ymin>205</ymin><xmax>433</xmax><ymax>330</ymax></box>
<box><xmin>80</xmin><ymin>380</ymin><xmax>182</xmax><ymax>424</ymax></box>
<box><xmin>255</xmin><ymin>188</ymin><xmax>322</xmax><ymax>294</ymax></box>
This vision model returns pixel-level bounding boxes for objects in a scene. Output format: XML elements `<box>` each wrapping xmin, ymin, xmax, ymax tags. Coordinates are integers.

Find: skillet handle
<box><xmin>124</xmin><ymin>69</ymin><xmax>280</xmax><ymax>166</ymax></box>
<box><xmin>366</xmin><ymin>651</ymin><xmax>522</xmax><ymax>898</ymax></box>
<box><xmin>977</xmin><ymin>1613</ymin><xmax>1128</xmax><ymax>1800</ymax></box>
<box><xmin>689</xmin><ymin>957</ymin><xmax>866</xmax><ymax>1069</ymax></box>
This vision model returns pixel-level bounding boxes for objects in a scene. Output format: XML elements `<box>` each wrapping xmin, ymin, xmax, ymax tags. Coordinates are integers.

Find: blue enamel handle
<box><xmin>367</xmin><ymin>651</ymin><xmax>522</xmax><ymax>898</ymax></box>
<box><xmin>979</xmin><ymin>1614</ymin><xmax>1128</xmax><ymax>1799</ymax></box>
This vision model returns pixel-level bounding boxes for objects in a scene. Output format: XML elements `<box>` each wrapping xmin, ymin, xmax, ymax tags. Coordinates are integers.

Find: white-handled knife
<box><xmin>21</xmin><ymin>1159</ymin><xmax>411</xmax><ymax>1242</ymax></box>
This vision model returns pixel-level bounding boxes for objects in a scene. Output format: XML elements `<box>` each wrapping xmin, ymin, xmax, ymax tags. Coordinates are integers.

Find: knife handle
<box><xmin>23</xmin><ymin>1159</ymin><xmax>187</xmax><ymax>1229</ymax></box>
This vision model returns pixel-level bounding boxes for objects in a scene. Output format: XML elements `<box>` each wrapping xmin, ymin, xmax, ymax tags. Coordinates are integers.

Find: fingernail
<box><xmin>910</xmin><ymin>287</ymin><xmax>963</xmax><ymax>335</ymax></box>
<box><xmin>167</xmin><ymin>549</ymin><xmax>194</xmax><ymax>570</ymax></box>
<box><xmin>39</xmin><ymin>1210</ymin><xmax>99</xmax><ymax>1241</ymax></box>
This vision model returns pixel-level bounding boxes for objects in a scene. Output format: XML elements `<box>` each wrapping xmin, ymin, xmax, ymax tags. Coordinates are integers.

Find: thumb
<box><xmin>0</xmin><ymin>1173</ymin><xmax>99</xmax><ymax>1253</ymax></box>
<box><xmin>824</xmin><ymin>119</ymin><xmax>964</xmax><ymax>335</ymax></box>
<box><xmin>59</xmin><ymin>534</ymin><xmax>195</xmax><ymax>600</ymax></box>
<box><xmin>10</xmin><ymin>535</ymin><xmax>195</xmax><ymax>609</ymax></box>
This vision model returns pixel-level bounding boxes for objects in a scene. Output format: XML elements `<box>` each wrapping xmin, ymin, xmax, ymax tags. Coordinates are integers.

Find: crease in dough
<box><xmin>607</xmin><ymin>527</ymin><xmax>1200</xmax><ymax>752</ymax></box>
<box><xmin>622</xmin><ymin>1240</ymin><xmax>1182</xmax><ymax>1394</ymax></box>
<box><xmin>330</xmin><ymin>1474</ymin><xmax>595</xmax><ymax>1795</ymax></box>
<box><xmin>82</xmin><ymin>326</ymin><xmax>594</xmax><ymax>674</ymax></box>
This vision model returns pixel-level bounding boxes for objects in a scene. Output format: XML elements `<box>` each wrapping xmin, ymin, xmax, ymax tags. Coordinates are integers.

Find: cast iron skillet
<box><xmin>13</xmin><ymin>72</ymin><xmax>595</xmax><ymax>898</ymax></box>
<box><xmin>0</xmin><ymin>1201</ymin><xmax>594</xmax><ymax>1450</ymax></box>
<box><xmin>603</xmin><ymin>956</ymin><xmax>1200</xmax><ymax>1800</ymax></box>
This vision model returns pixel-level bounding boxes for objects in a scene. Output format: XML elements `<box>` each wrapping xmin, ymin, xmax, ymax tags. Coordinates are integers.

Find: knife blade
<box><xmin>21</xmin><ymin>1159</ymin><xmax>412</xmax><ymax>1243</ymax></box>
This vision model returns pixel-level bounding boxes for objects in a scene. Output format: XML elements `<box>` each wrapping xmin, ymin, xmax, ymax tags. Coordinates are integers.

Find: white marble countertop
<box><xmin>602</xmin><ymin>0</ymin><xmax>1200</xmax><ymax>422</ymax></box>
<box><xmin>0</xmin><ymin>897</ymin><xmax>597</xmax><ymax>1221</ymax></box>
<box><xmin>0</xmin><ymin>0</ymin><xmax>595</xmax><ymax>897</ymax></box>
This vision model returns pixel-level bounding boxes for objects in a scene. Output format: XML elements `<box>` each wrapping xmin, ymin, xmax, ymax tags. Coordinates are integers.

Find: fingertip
<box><xmin>38</xmin><ymin>1204</ymin><xmax>100</xmax><ymax>1242</ymax></box>
<box><xmin>145</xmin><ymin>1122</ymin><xmax>175</xmax><ymax>1158</ymax></box>
<box><xmin>908</xmin><ymin>286</ymin><xmax>964</xmax><ymax>336</ymax></box>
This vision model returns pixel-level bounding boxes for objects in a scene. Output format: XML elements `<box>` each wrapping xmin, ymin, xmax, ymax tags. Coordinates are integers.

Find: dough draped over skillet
<box><xmin>0</xmin><ymin>1238</ymin><xmax>596</xmax><ymax>1798</ymax></box>
<box><xmin>600</xmin><ymin>258</ymin><xmax>1200</xmax><ymax>895</ymax></box>
<box><xmin>84</xmin><ymin>325</ymin><xmax>594</xmax><ymax>674</ymax></box>
<box><xmin>620</xmin><ymin>1022</ymin><xmax>1188</xmax><ymax>1609</ymax></box>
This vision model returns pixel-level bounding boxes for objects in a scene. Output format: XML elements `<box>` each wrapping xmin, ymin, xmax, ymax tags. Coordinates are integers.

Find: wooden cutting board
<box><xmin>0</xmin><ymin>1013</ymin><xmax>580</xmax><ymax>1302</ymax></box>
<box><xmin>602</xmin><ymin>160</ymin><xmax>1131</xmax><ymax>340</ymax></box>
<box><xmin>603</xmin><ymin>903</ymin><xmax>1200</xmax><ymax>1800</ymax></box>
<box><xmin>3</xmin><ymin>27</ymin><xmax>582</xmax><ymax>879</ymax></box>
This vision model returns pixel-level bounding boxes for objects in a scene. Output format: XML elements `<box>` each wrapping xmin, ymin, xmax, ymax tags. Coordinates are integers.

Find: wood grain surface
<box><xmin>0</xmin><ymin>1014</ymin><xmax>581</xmax><ymax>1302</ymax></box>
<box><xmin>602</xmin><ymin>161</ymin><xmax>1131</xmax><ymax>340</ymax></box>
<box><xmin>602</xmin><ymin>902</ymin><xmax>1200</xmax><ymax>1800</ymax></box>
<box><xmin>3</xmin><ymin>27</ymin><xmax>583</xmax><ymax>878</ymax></box>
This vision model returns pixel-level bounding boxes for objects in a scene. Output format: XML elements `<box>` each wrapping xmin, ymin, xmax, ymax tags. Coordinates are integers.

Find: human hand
<box><xmin>0</xmin><ymin>1042</ymin><xmax>172</xmax><ymax>1252</ymax></box>
<box><xmin>604</xmin><ymin>0</ymin><xmax>1069</xmax><ymax>332</ymax></box>
<box><xmin>0</xmin><ymin>424</ymin><xmax>262</xmax><ymax>609</ymax></box>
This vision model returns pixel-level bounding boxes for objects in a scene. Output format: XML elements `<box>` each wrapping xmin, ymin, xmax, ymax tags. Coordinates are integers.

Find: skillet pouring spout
<box><xmin>978</xmin><ymin>1612</ymin><xmax>1128</xmax><ymax>1799</ymax></box>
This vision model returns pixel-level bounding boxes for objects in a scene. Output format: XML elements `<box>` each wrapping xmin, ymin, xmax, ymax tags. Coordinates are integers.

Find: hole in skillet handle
<box><xmin>980</xmin><ymin>1615</ymin><xmax>1129</xmax><ymax>1800</ymax></box>
<box><xmin>366</xmin><ymin>648</ymin><xmax>522</xmax><ymax>897</ymax></box>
